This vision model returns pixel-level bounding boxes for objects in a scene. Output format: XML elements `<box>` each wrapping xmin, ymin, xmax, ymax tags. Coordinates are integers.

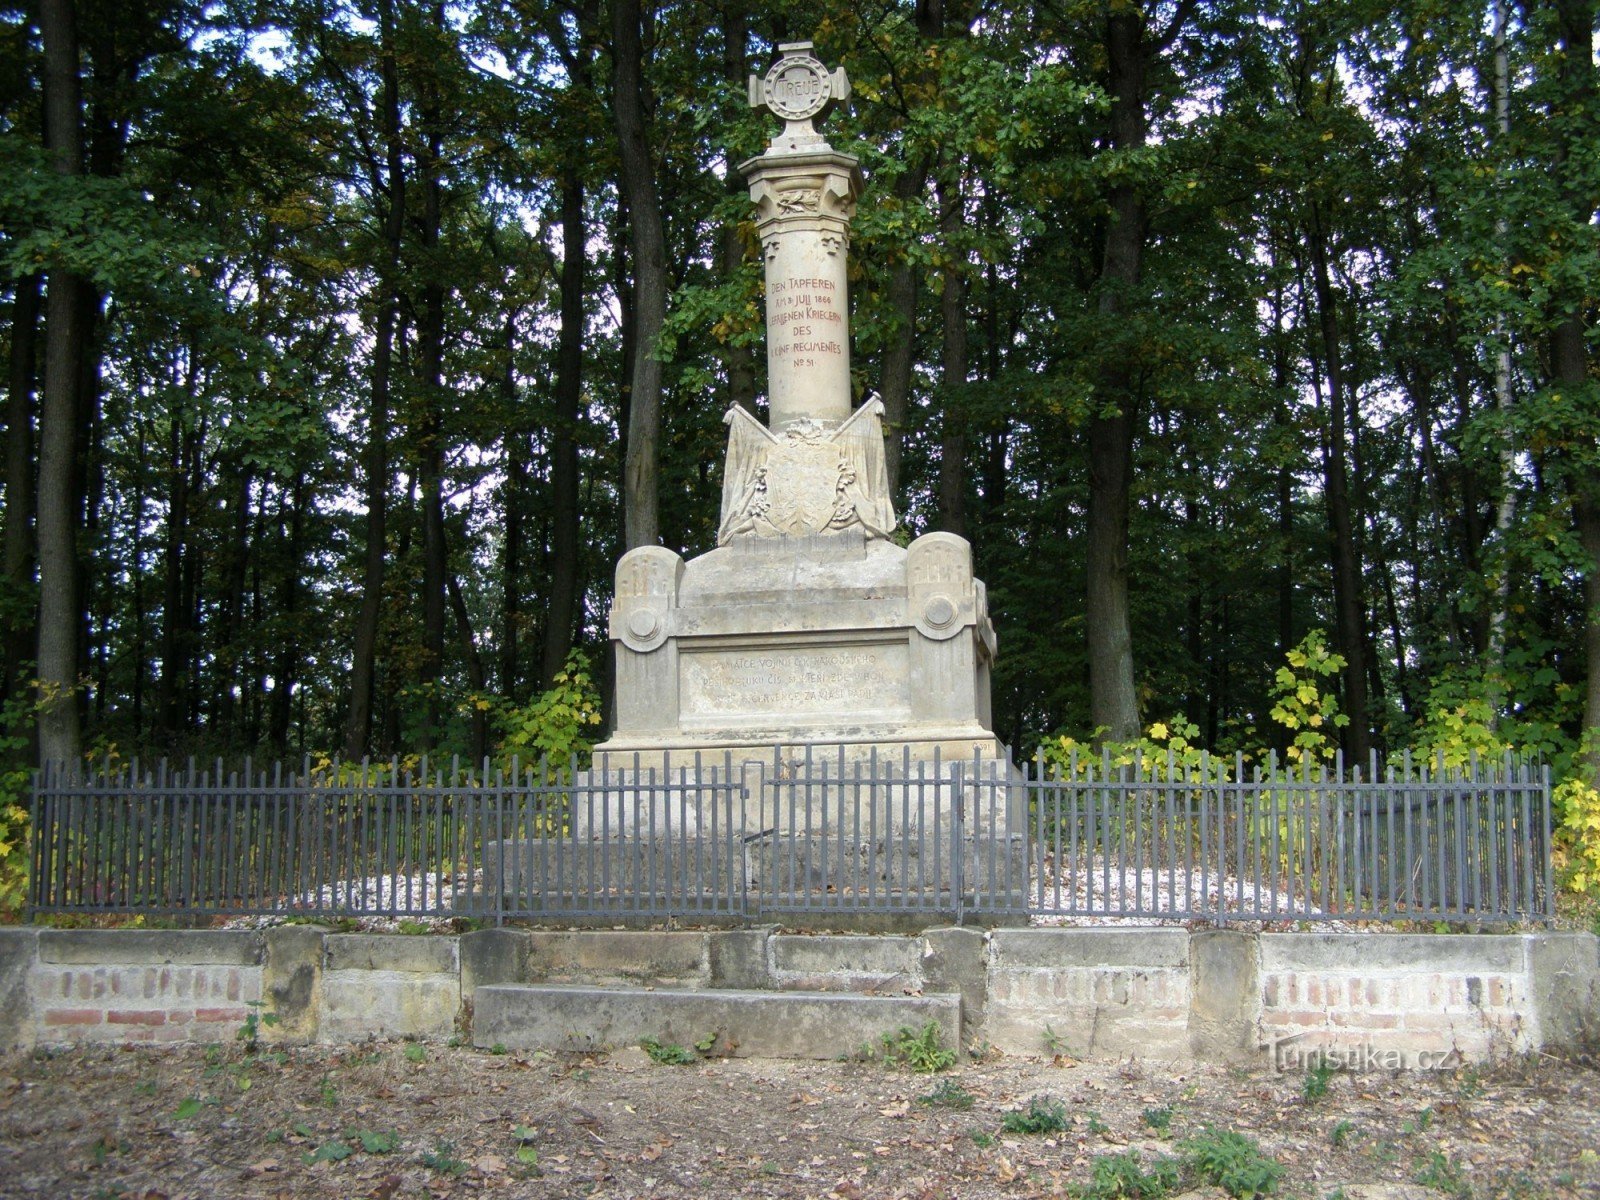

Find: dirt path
<box><xmin>1</xmin><ymin>1040</ymin><xmax>1594</xmax><ymax>1199</ymax></box>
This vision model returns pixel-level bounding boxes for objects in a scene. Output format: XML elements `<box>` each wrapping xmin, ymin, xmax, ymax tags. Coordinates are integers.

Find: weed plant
<box><xmin>879</xmin><ymin>1022</ymin><xmax>957</xmax><ymax>1073</ymax></box>
<box><xmin>1001</xmin><ymin>1096</ymin><xmax>1068</xmax><ymax>1135</ymax></box>
<box><xmin>1180</xmin><ymin>1128</ymin><xmax>1284</xmax><ymax>1199</ymax></box>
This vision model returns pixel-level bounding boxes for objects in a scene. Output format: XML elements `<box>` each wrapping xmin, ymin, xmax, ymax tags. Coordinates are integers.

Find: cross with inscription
<box><xmin>748</xmin><ymin>42</ymin><xmax>851</xmax><ymax>150</ymax></box>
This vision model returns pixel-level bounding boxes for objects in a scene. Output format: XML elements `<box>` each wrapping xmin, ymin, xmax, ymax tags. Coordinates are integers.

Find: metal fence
<box><xmin>28</xmin><ymin>747</ymin><xmax>1553</xmax><ymax>925</ymax></box>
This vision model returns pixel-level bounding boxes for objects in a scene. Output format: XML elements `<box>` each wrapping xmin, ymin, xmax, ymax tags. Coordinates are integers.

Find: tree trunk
<box><xmin>343</xmin><ymin>0</ymin><xmax>405</xmax><ymax>759</ymax></box>
<box><xmin>155</xmin><ymin>389</ymin><xmax>192</xmax><ymax>739</ymax></box>
<box><xmin>414</xmin><ymin>3</ymin><xmax>449</xmax><ymax>750</ymax></box>
<box><xmin>3</xmin><ymin>274</ymin><xmax>41</xmax><ymax>712</ymax></box>
<box><xmin>935</xmin><ymin>172</ymin><xmax>968</xmax><ymax>538</ymax></box>
<box><xmin>612</xmin><ymin>0</ymin><xmax>667</xmax><ymax>550</ymax></box>
<box><xmin>1307</xmin><ymin>207</ymin><xmax>1371</xmax><ymax>761</ymax></box>
<box><xmin>500</xmin><ymin>317</ymin><xmax>526</xmax><ymax>699</ymax></box>
<box><xmin>448</xmin><ymin>572</ymin><xmax>488</xmax><ymax>763</ymax></box>
<box><xmin>718</xmin><ymin>5</ymin><xmax>757</xmax><ymax>414</ymax></box>
<box><xmin>541</xmin><ymin>169</ymin><xmax>585</xmax><ymax>686</ymax></box>
<box><xmin>36</xmin><ymin>0</ymin><xmax>86</xmax><ymax>771</ymax></box>
<box><xmin>268</xmin><ymin>468</ymin><xmax>305</xmax><ymax>752</ymax></box>
<box><xmin>1549</xmin><ymin>0</ymin><xmax>1599</xmax><ymax>774</ymax></box>
<box><xmin>1085</xmin><ymin>9</ymin><xmax>1150</xmax><ymax>745</ymax></box>
<box><xmin>879</xmin><ymin>165</ymin><xmax>929</xmax><ymax>502</ymax></box>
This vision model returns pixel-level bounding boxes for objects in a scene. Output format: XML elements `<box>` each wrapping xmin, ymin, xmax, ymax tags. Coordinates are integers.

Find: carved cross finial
<box><xmin>748</xmin><ymin>42</ymin><xmax>850</xmax><ymax>145</ymax></box>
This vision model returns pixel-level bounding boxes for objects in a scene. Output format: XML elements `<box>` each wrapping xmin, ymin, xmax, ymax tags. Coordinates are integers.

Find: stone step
<box><xmin>472</xmin><ymin>984</ymin><xmax>960</xmax><ymax>1061</ymax></box>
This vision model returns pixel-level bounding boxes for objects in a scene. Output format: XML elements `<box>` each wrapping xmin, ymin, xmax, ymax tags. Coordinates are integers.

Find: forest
<box><xmin>0</xmin><ymin>0</ymin><xmax>1596</xmax><ymax>789</ymax></box>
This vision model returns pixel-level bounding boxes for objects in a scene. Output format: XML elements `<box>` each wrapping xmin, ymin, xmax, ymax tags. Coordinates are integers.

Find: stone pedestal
<box><xmin>601</xmin><ymin>530</ymin><xmax>1001</xmax><ymax>762</ymax></box>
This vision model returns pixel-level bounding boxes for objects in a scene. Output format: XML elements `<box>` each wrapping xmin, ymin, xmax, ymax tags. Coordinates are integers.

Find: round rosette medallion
<box><xmin>762</xmin><ymin>53</ymin><xmax>832</xmax><ymax>122</ymax></box>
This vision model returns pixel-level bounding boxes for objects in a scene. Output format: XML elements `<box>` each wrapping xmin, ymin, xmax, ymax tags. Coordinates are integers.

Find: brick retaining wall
<box><xmin>0</xmin><ymin>926</ymin><xmax>1593</xmax><ymax>1067</ymax></box>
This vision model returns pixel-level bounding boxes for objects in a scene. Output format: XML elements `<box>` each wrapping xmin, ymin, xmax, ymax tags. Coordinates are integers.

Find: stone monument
<box><xmin>595</xmin><ymin>42</ymin><xmax>1005</xmax><ymax>770</ymax></box>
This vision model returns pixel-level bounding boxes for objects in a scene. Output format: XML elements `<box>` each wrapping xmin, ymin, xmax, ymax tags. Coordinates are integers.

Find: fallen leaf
<box><xmin>878</xmin><ymin>1101</ymin><xmax>910</xmax><ymax>1118</ymax></box>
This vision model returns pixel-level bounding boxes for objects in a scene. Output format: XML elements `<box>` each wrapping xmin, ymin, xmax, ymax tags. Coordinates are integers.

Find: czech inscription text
<box><xmin>681</xmin><ymin>644</ymin><xmax>907</xmax><ymax>719</ymax></box>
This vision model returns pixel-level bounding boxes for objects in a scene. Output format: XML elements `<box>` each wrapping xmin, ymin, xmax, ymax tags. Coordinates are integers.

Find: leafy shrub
<box><xmin>1555</xmin><ymin>768</ymin><xmax>1600</xmax><ymax>894</ymax></box>
<box><xmin>918</xmin><ymin>1078</ymin><xmax>976</xmax><ymax>1110</ymax></box>
<box><xmin>1075</xmin><ymin>1150</ymin><xmax>1183</xmax><ymax>1200</ymax></box>
<box><xmin>1268</xmin><ymin>631</ymin><xmax>1350</xmax><ymax>765</ymax></box>
<box><xmin>879</xmin><ymin>1021</ymin><xmax>957</xmax><ymax>1073</ymax></box>
<box><xmin>1001</xmin><ymin>1096</ymin><xmax>1068</xmax><ymax>1135</ymax></box>
<box><xmin>1141</xmin><ymin>1105</ymin><xmax>1174</xmax><ymax>1134</ymax></box>
<box><xmin>495</xmin><ymin>650</ymin><xmax>602</xmax><ymax>776</ymax></box>
<box><xmin>1180</xmin><ymin>1128</ymin><xmax>1284</xmax><ymax>1199</ymax></box>
<box><xmin>640</xmin><ymin>1036</ymin><xmax>696</xmax><ymax>1066</ymax></box>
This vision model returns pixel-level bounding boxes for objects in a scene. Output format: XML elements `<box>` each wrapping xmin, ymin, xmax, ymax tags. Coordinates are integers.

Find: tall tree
<box><xmin>611</xmin><ymin>0</ymin><xmax>667</xmax><ymax>549</ymax></box>
<box><xmin>35</xmin><ymin>0</ymin><xmax>88</xmax><ymax>770</ymax></box>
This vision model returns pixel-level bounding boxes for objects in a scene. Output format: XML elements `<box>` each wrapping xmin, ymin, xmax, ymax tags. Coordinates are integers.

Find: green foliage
<box><xmin>1181</xmin><ymin>1129</ymin><xmax>1284</xmax><ymax>1199</ymax></box>
<box><xmin>1555</xmin><ymin>752</ymin><xmax>1600</xmax><ymax>895</ymax></box>
<box><xmin>1141</xmin><ymin>1105</ymin><xmax>1174</xmax><ymax>1135</ymax></box>
<box><xmin>640</xmin><ymin>1036</ymin><xmax>696</xmax><ymax>1066</ymax></box>
<box><xmin>512</xmin><ymin>1124</ymin><xmax>540</xmax><ymax>1168</ymax></box>
<box><xmin>1072</xmin><ymin>1150</ymin><xmax>1183</xmax><ymax>1200</ymax></box>
<box><xmin>494</xmin><ymin>651</ymin><xmax>602</xmax><ymax>779</ymax></box>
<box><xmin>347</xmin><ymin>1128</ymin><xmax>397</xmax><ymax>1154</ymax></box>
<box><xmin>303</xmin><ymin>1139</ymin><xmax>353</xmax><ymax>1165</ymax></box>
<box><xmin>918</xmin><ymin>1078</ymin><xmax>976</xmax><ymax>1110</ymax></box>
<box><xmin>0</xmin><ymin>692</ymin><xmax>37</xmax><ymax>919</ymax></box>
<box><xmin>1415</xmin><ymin>1150</ymin><xmax>1472</xmax><ymax>1198</ymax></box>
<box><xmin>879</xmin><ymin>1021</ymin><xmax>957</xmax><ymax>1073</ymax></box>
<box><xmin>1268</xmin><ymin>632</ymin><xmax>1350</xmax><ymax>765</ymax></box>
<box><xmin>1001</xmin><ymin>1096</ymin><xmax>1068</xmax><ymax>1135</ymax></box>
<box><xmin>236</xmin><ymin>1001</ymin><xmax>279</xmax><ymax>1054</ymax></box>
<box><xmin>1329</xmin><ymin>1119</ymin><xmax>1356</xmax><ymax>1148</ymax></box>
<box><xmin>422</xmin><ymin>1140</ymin><xmax>467</xmax><ymax>1176</ymax></box>
<box><xmin>1301</xmin><ymin>1056</ymin><xmax>1337</xmax><ymax>1103</ymax></box>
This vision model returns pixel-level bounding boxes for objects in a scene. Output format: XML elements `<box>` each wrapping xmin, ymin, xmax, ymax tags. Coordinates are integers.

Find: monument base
<box><xmin>603</xmin><ymin>529</ymin><xmax>1005</xmax><ymax>774</ymax></box>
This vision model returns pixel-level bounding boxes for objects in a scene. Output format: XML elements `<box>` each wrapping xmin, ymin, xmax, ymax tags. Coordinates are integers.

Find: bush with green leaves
<box><xmin>1180</xmin><ymin>1128</ymin><xmax>1284</xmax><ymax>1200</ymax></box>
<box><xmin>1074</xmin><ymin>1150</ymin><xmax>1183</xmax><ymax>1200</ymax></box>
<box><xmin>879</xmin><ymin>1021</ymin><xmax>957</xmax><ymax>1073</ymax></box>
<box><xmin>494</xmin><ymin>650</ymin><xmax>602</xmax><ymax>777</ymax></box>
<box><xmin>1001</xmin><ymin>1096</ymin><xmax>1068</xmax><ymax>1135</ymax></box>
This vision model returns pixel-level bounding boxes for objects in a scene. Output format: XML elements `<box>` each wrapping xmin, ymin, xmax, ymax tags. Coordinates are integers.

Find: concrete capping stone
<box><xmin>524</xmin><ymin>931</ymin><xmax>709</xmax><ymax>986</ymax></box>
<box><xmin>771</xmin><ymin>934</ymin><xmax>921</xmax><ymax>980</ymax></box>
<box><xmin>1523</xmin><ymin>931</ymin><xmax>1600</xmax><ymax>1054</ymax></box>
<box><xmin>1260</xmin><ymin>933</ymin><xmax>1523</xmax><ymax>974</ymax></box>
<box><xmin>38</xmin><ymin>929</ymin><xmax>263</xmax><ymax>966</ymax></box>
<box><xmin>1189</xmin><ymin>929</ymin><xmax>1258</xmax><ymax>1062</ymax></box>
<box><xmin>461</xmin><ymin>929</ymin><xmax>530</xmax><ymax>992</ymax></box>
<box><xmin>324</xmin><ymin>933</ymin><xmax>458</xmax><ymax>975</ymax></box>
<box><xmin>263</xmin><ymin>926</ymin><xmax>324</xmax><ymax>1042</ymax></box>
<box><xmin>473</xmin><ymin>984</ymin><xmax>959</xmax><ymax>1060</ymax></box>
<box><xmin>0</xmin><ymin>928</ymin><xmax>41</xmax><ymax>1053</ymax></box>
<box><xmin>989</xmin><ymin>927</ymin><xmax>1190</xmax><ymax>970</ymax></box>
<box><xmin>708</xmin><ymin>927</ymin><xmax>774</xmax><ymax>990</ymax></box>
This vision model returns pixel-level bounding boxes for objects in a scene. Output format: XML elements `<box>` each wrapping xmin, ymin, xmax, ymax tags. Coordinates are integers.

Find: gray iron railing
<box><xmin>28</xmin><ymin>747</ymin><xmax>1553</xmax><ymax>925</ymax></box>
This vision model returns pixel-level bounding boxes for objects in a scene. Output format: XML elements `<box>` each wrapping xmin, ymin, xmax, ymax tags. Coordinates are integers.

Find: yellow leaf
<box><xmin>1148</xmin><ymin>722</ymin><xmax>1169</xmax><ymax>741</ymax></box>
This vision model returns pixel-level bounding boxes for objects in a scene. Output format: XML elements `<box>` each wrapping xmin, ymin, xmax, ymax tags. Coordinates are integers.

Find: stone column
<box><xmin>742</xmin><ymin>43</ymin><xmax>861</xmax><ymax>431</ymax></box>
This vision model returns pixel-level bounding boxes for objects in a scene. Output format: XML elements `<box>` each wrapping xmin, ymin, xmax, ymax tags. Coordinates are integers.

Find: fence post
<box><xmin>951</xmin><ymin>759</ymin><xmax>965</xmax><ymax>925</ymax></box>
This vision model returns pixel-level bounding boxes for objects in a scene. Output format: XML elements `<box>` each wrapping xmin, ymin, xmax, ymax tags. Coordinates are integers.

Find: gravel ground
<box><xmin>2</xmin><ymin>1037</ymin><xmax>1595</xmax><ymax>1200</ymax></box>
